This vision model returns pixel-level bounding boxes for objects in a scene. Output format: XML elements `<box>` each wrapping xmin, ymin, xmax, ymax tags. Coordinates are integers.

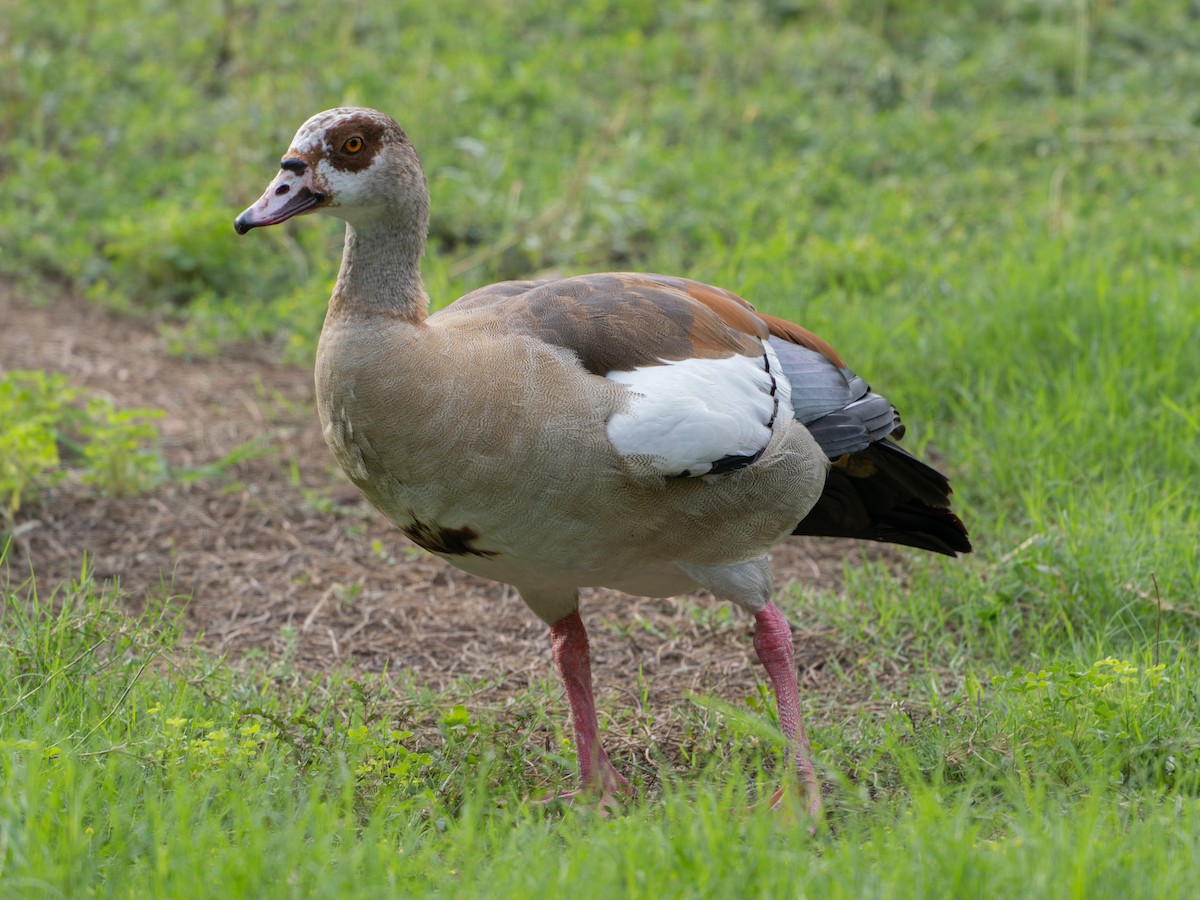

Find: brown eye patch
<box><xmin>325</xmin><ymin>116</ymin><xmax>389</xmax><ymax>172</ymax></box>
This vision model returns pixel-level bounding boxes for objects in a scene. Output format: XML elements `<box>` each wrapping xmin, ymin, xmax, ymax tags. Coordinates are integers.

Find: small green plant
<box><xmin>149</xmin><ymin>713</ymin><xmax>280</xmax><ymax>774</ymax></box>
<box><xmin>350</xmin><ymin>724</ymin><xmax>436</xmax><ymax>785</ymax></box>
<box><xmin>991</xmin><ymin>657</ymin><xmax>1193</xmax><ymax>791</ymax></box>
<box><xmin>74</xmin><ymin>395</ymin><xmax>166</xmax><ymax>498</ymax></box>
<box><xmin>0</xmin><ymin>371</ymin><xmax>75</xmax><ymax>521</ymax></box>
<box><xmin>439</xmin><ymin>704</ymin><xmax>478</xmax><ymax>742</ymax></box>
<box><xmin>0</xmin><ymin>370</ymin><xmax>165</xmax><ymax>531</ymax></box>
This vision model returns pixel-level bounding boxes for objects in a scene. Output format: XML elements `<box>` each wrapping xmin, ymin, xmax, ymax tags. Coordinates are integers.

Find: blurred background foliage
<box><xmin>3</xmin><ymin>0</ymin><xmax>1196</xmax><ymax>352</ymax></box>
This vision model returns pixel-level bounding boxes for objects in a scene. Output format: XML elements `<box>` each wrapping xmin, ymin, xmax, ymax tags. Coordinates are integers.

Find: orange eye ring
<box><xmin>342</xmin><ymin>136</ymin><xmax>364</xmax><ymax>154</ymax></box>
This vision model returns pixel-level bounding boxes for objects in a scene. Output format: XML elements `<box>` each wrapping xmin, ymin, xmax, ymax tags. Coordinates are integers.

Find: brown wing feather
<box><xmin>639</xmin><ymin>275</ymin><xmax>769</xmax><ymax>341</ymax></box>
<box><xmin>438</xmin><ymin>272</ymin><xmax>768</xmax><ymax>375</ymax></box>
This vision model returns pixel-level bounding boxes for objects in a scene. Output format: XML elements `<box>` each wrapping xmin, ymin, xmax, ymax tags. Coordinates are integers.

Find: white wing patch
<box><xmin>606</xmin><ymin>340</ymin><xmax>792</xmax><ymax>476</ymax></box>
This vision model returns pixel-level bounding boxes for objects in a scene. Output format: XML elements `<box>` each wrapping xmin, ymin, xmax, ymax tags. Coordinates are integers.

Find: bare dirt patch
<box><xmin>2</xmin><ymin>287</ymin><xmax>895</xmax><ymax>751</ymax></box>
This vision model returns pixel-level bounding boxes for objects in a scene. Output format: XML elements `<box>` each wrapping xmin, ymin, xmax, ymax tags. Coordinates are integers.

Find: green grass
<box><xmin>1</xmin><ymin>370</ymin><xmax>166</xmax><ymax>534</ymax></box>
<box><xmin>4</xmin><ymin>565</ymin><xmax>1199</xmax><ymax>897</ymax></box>
<box><xmin>4</xmin><ymin>0</ymin><xmax>1200</xmax><ymax>895</ymax></box>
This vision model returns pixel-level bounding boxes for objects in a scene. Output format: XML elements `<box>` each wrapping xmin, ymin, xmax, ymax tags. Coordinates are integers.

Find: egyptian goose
<box><xmin>235</xmin><ymin>107</ymin><xmax>970</xmax><ymax>820</ymax></box>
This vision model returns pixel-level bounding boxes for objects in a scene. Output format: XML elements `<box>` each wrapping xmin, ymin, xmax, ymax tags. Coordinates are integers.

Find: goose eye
<box><xmin>341</xmin><ymin>136</ymin><xmax>364</xmax><ymax>154</ymax></box>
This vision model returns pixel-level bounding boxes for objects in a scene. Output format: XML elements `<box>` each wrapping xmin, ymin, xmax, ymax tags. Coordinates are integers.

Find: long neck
<box><xmin>328</xmin><ymin>212</ymin><xmax>430</xmax><ymax>322</ymax></box>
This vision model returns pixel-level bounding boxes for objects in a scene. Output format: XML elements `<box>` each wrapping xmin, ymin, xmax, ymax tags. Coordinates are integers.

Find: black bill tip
<box><xmin>233</xmin><ymin>212</ymin><xmax>257</xmax><ymax>235</ymax></box>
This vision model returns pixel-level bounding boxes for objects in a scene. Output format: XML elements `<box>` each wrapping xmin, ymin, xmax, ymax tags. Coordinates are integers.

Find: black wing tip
<box><xmin>881</xmin><ymin>507</ymin><xmax>973</xmax><ymax>556</ymax></box>
<box><xmin>792</xmin><ymin>504</ymin><xmax>972</xmax><ymax>556</ymax></box>
<box><xmin>793</xmin><ymin>440</ymin><xmax>972</xmax><ymax>555</ymax></box>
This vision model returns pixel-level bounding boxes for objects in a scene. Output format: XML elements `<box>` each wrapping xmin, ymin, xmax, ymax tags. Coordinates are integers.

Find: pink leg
<box><xmin>753</xmin><ymin>601</ymin><xmax>821</xmax><ymax>821</ymax></box>
<box><xmin>548</xmin><ymin>610</ymin><xmax>634</xmax><ymax>810</ymax></box>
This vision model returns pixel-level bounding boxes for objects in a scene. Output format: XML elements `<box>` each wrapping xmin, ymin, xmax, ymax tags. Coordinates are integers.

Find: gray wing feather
<box><xmin>768</xmin><ymin>336</ymin><xmax>902</xmax><ymax>459</ymax></box>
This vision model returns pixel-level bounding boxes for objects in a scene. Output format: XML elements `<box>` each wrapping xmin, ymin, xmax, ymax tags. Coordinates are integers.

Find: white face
<box><xmin>235</xmin><ymin>107</ymin><xmax>402</xmax><ymax>233</ymax></box>
<box><xmin>291</xmin><ymin>109</ymin><xmax>395</xmax><ymax>215</ymax></box>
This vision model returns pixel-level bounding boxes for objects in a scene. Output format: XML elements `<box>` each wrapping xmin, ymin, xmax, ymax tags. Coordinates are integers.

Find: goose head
<box><xmin>234</xmin><ymin>107</ymin><xmax>429</xmax><ymax>235</ymax></box>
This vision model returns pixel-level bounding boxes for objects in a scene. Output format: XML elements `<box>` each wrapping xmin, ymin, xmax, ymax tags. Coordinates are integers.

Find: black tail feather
<box><xmin>793</xmin><ymin>439</ymin><xmax>972</xmax><ymax>556</ymax></box>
